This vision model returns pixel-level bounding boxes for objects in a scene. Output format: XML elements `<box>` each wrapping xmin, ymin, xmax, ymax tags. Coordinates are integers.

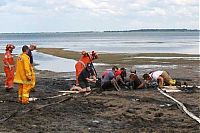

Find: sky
<box><xmin>0</xmin><ymin>0</ymin><xmax>199</xmax><ymax>33</ymax></box>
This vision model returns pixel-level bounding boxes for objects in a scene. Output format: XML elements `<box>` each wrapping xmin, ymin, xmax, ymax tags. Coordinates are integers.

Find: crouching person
<box><xmin>143</xmin><ymin>70</ymin><xmax>178</xmax><ymax>88</ymax></box>
<box><xmin>71</xmin><ymin>64</ymin><xmax>96</xmax><ymax>94</ymax></box>
<box><xmin>126</xmin><ymin>66</ymin><xmax>145</xmax><ymax>89</ymax></box>
<box><xmin>115</xmin><ymin>67</ymin><xmax>127</xmax><ymax>85</ymax></box>
<box><xmin>14</xmin><ymin>45</ymin><xmax>33</xmax><ymax>104</ymax></box>
<box><xmin>101</xmin><ymin>66</ymin><xmax>121</xmax><ymax>91</ymax></box>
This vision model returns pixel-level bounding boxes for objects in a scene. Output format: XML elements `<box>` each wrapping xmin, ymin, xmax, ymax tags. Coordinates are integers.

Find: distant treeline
<box><xmin>104</xmin><ymin>29</ymin><xmax>199</xmax><ymax>32</ymax></box>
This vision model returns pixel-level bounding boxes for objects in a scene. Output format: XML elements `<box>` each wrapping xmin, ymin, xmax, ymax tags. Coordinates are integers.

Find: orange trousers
<box><xmin>75</xmin><ymin>62</ymin><xmax>85</xmax><ymax>85</ymax></box>
<box><xmin>18</xmin><ymin>84</ymin><xmax>32</xmax><ymax>104</ymax></box>
<box><xmin>4</xmin><ymin>67</ymin><xmax>14</xmax><ymax>89</ymax></box>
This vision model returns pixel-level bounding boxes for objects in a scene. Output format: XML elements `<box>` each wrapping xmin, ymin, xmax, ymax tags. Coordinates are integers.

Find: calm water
<box><xmin>0</xmin><ymin>31</ymin><xmax>199</xmax><ymax>72</ymax></box>
<box><xmin>0</xmin><ymin>31</ymin><xmax>199</xmax><ymax>54</ymax></box>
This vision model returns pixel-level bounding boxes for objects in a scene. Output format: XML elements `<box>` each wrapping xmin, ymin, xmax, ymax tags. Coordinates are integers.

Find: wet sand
<box><xmin>36</xmin><ymin>48</ymin><xmax>200</xmax><ymax>85</ymax></box>
<box><xmin>0</xmin><ymin>49</ymin><xmax>199</xmax><ymax>132</ymax></box>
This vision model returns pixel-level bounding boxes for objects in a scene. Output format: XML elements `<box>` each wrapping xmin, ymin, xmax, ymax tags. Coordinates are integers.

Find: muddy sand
<box><xmin>0</xmin><ymin>49</ymin><xmax>200</xmax><ymax>132</ymax></box>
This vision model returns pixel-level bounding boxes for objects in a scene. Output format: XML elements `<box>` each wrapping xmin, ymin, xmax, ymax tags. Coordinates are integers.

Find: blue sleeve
<box><xmin>108</xmin><ymin>72</ymin><xmax>115</xmax><ymax>80</ymax></box>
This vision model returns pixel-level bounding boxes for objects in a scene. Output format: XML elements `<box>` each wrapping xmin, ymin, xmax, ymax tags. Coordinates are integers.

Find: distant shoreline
<box><xmin>104</xmin><ymin>29</ymin><xmax>199</xmax><ymax>32</ymax></box>
<box><xmin>0</xmin><ymin>29</ymin><xmax>199</xmax><ymax>34</ymax></box>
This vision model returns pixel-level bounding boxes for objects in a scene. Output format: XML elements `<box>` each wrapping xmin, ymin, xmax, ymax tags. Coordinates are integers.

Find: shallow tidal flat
<box><xmin>36</xmin><ymin>48</ymin><xmax>200</xmax><ymax>84</ymax></box>
<box><xmin>37</xmin><ymin>48</ymin><xmax>199</xmax><ymax>66</ymax></box>
<box><xmin>1</xmin><ymin>49</ymin><xmax>199</xmax><ymax>84</ymax></box>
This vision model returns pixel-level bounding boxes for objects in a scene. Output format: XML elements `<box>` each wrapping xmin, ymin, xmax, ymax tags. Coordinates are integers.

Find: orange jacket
<box><xmin>78</xmin><ymin>54</ymin><xmax>93</xmax><ymax>66</ymax></box>
<box><xmin>3</xmin><ymin>51</ymin><xmax>14</xmax><ymax>68</ymax></box>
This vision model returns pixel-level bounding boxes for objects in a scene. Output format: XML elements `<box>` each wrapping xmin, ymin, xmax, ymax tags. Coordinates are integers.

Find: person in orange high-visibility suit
<box><xmin>14</xmin><ymin>45</ymin><xmax>33</xmax><ymax>104</ymax></box>
<box><xmin>27</xmin><ymin>44</ymin><xmax>37</xmax><ymax>91</ymax></box>
<box><xmin>75</xmin><ymin>51</ymin><xmax>98</xmax><ymax>85</ymax></box>
<box><xmin>3</xmin><ymin>44</ymin><xmax>15</xmax><ymax>91</ymax></box>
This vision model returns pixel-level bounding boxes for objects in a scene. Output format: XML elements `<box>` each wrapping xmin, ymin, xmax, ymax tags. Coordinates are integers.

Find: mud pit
<box><xmin>0</xmin><ymin>76</ymin><xmax>200</xmax><ymax>132</ymax></box>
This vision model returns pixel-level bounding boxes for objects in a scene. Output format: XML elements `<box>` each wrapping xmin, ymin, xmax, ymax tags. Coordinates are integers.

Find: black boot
<box><xmin>175</xmin><ymin>81</ymin><xmax>182</xmax><ymax>87</ymax></box>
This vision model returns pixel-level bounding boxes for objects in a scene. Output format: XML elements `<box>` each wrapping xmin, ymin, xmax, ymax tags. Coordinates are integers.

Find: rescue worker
<box><xmin>27</xmin><ymin>44</ymin><xmax>37</xmax><ymax>91</ymax></box>
<box><xmin>3</xmin><ymin>44</ymin><xmax>15</xmax><ymax>91</ymax></box>
<box><xmin>71</xmin><ymin>63</ymin><xmax>96</xmax><ymax>94</ymax></box>
<box><xmin>143</xmin><ymin>70</ymin><xmax>179</xmax><ymax>88</ymax></box>
<box><xmin>14</xmin><ymin>45</ymin><xmax>33</xmax><ymax>104</ymax></box>
<box><xmin>75</xmin><ymin>51</ymin><xmax>98</xmax><ymax>85</ymax></box>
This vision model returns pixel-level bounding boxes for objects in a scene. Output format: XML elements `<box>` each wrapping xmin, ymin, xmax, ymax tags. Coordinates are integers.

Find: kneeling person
<box><xmin>143</xmin><ymin>70</ymin><xmax>177</xmax><ymax>88</ymax></box>
<box><xmin>126</xmin><ymin>66</ymin><xmax>146</xmax><ymax>89</ymax></box>
<box><xmin>127</xmin><ymin>66</ymin><xmax>145</xmax><ymax>89</ymax></box>
<box><xmin>71</xmin><ymin>64</ymin><xmax>96</xmax><ymax>93</ymax></box>
<box><xmin>101</xmin><ymin>66</ymin><xmax>121</xmax><ymax>91</ymax></box>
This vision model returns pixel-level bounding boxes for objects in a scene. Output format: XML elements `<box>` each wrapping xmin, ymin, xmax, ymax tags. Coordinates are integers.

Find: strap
<box><xmin>78</xmin><ymin>60</ymin><xmax>86</xmax><ymax>67</ymax></box>
<box><xmin>4</xmin><ymin>64</ymin><xmax>14</xmax><ymax>67</ymax></box>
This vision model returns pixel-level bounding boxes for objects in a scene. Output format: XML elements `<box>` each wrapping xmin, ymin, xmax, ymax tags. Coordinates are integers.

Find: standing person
<box><xmin>71</xmin><ymin>64</ymin><xmax>96</xmax><ymax>94</ymax></box>
<box><xmin>143</xmin><ymin>70</ymin><xmax>178</xmax><ymax>88</ymax></box>
<box><xmin>75</xmin><ymin>51</ymin><xmax>98</xmax><ymax>85</ymax></box>
<box><xmin>14</xmin><ymin>45</ymin><xmax>33</xmax><ymax>104</ymax></box>
<box><xmin>28</xmin><ymin>44</ymin><xmax>36</xmax><ymax>65</ymax></box>
<box><xmin>27</xmin><ymin>44</ymin><xmax>37</xmax><ymax>91</ymax></box>
<box><xmin>101</xmin><ymin>66</ymin><xmax>121</xmax><ymax>91</ymax></box>
<box><xmin>3</xmin><ymin>44</ymin><xmax>15</xmax><ymax>91</ymax></box>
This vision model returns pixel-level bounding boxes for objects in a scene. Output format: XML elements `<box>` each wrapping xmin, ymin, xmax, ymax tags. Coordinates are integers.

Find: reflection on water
<box><xmin>33</xmin><ymin>52</ymin><xmax>76</xmax><ymax>72</ymax></box>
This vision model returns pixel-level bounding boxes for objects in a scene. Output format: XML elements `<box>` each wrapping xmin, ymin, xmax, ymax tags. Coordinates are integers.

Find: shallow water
<box><xmin>33</xmin><ymin>52</ymin><xmax>76</xmax><ymax>72</ymax></box>
<box><xmin>0</xmin><ymin>31</ymin><xmax>199</xmax><ymax>72</ymax></box>
<box><xmin>33</xmin><ymin>52</ymin><xmax>107</xmax><ymax>72</ymax></box>
<box><xmin>0</xmin><ymin>31</ymin><xmax>199</xmax><ymax>54</ymax></box>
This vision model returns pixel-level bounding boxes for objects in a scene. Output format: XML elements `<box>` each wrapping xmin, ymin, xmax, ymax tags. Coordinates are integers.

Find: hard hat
<box><xmin>91</xmin><ymin>51</ymin><xmax>98</xmax><ymax>59</ymax></box>
<box><xmin>6</xmin><ymin>44</ymin><xmax>15</xmax><ymax>50</ymax></box>
<box><xmin>81</xmin><ymin>51</ymin><xmax>88</xmax><ymax>56</ymax></box>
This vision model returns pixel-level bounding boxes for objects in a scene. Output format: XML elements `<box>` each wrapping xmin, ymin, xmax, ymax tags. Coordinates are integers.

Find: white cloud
<box><xmin>167</xmin><ymin>0</ymin><xmax>198</xmax><ymax>6</ymax></box>
<box><xmin>137</xmin><ymin>7</ymin><xmax>166</xmax><ymax>16</ymax></box>
<box><xmin>0</xmin><ymin>0</ymin><xmax>198</xmax><ymax>17</ymax></box>
<box><xmin>0</xmin><ymin>0</ymin><xmax>199</xmax><ymax>32</ymax></box>
<box><xmin>45</xmin><ymin>0</ymin><xmax>123</xmax><ymax>15</ymax></box>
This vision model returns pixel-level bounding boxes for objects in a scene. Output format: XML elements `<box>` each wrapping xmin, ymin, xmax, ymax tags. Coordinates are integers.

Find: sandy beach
<box><xmin>0</xmin><ymin>49</ymin><xmax>199</xmax><ymax>132</ymax></box>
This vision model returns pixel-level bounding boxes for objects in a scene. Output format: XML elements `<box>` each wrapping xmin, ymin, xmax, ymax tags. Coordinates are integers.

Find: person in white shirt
<box><xmin>143</xmin><ymin>70</ymin><xmax>178</xmax><ymax>88</ymax></box>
